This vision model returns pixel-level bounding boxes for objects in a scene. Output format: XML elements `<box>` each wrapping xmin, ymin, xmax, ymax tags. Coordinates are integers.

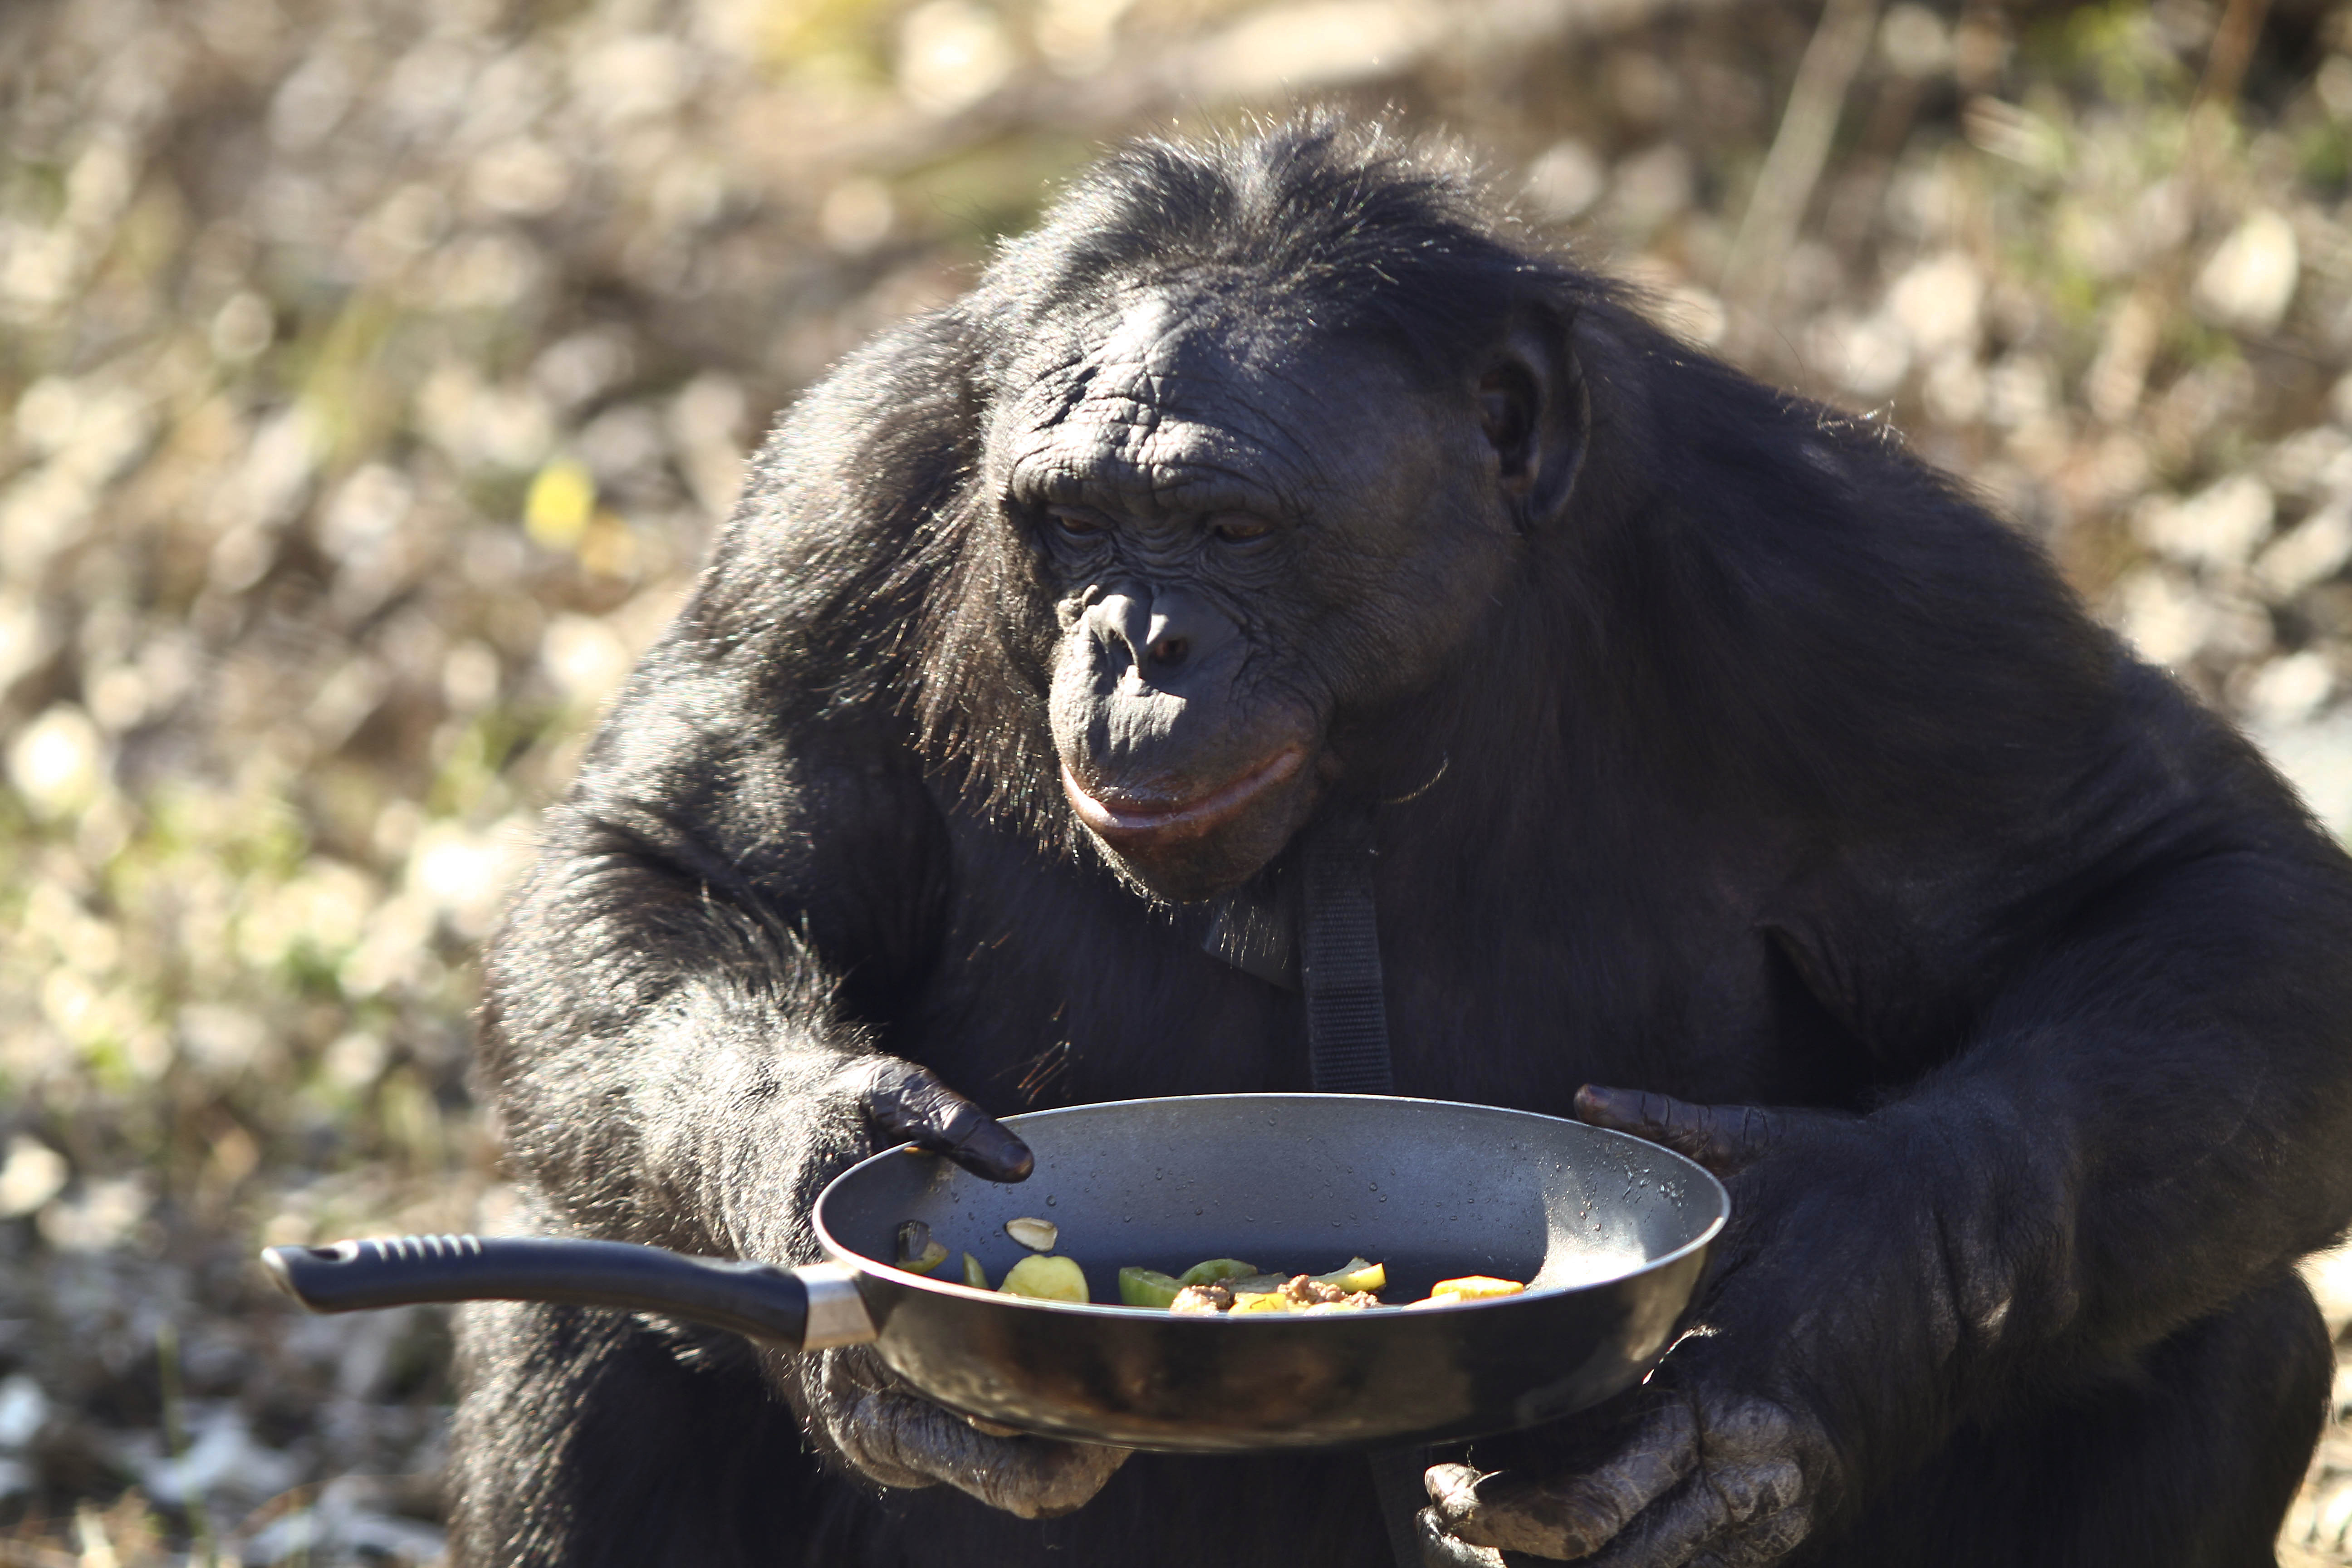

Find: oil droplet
<box><xmin>1045</xmin><ymin>1196</ymin><xmax>1057</xmax><ymax>1206</ymax></box>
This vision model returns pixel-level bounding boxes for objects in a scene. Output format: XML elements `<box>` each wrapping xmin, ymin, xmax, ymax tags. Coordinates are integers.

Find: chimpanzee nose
<box><xmin>1144</xmin><ymin>612</ymin><xmax>1188</xmax><ymax>669</ymax></box>
<box><xmin>1086</xmin><ymin>587</ymin><xmax>1226</xmax><ymax>686</ymax></box>
<box><xmin>1088</xmin><ymin>590</ymin><xmax>1153</xmax><ymax>676</ymax></box>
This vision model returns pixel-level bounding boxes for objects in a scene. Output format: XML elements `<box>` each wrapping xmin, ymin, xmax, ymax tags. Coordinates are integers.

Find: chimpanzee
<box><xmin>449</xmin><ymin>115</ymin><xmax>2352</xmax><ymax>1568</ymax></box>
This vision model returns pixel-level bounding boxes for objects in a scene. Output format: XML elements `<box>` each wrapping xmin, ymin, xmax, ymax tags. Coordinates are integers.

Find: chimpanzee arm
<box><xmin>477</xmin><ymin>311</ymin><xmax>1001</xmax><ymax>1269</ymax></box>
<box><xmin>1432</xmin><ymin>381</ymin><xmax>2352</xmax><ymax>1563</ymax></box>
<box><xmin>479</xmin><ymin>686</ymin><xmax>993</xmax><ymax>1268</ymax></box>
<box><xmin>473</xmin><ymin>315</ymin><xmax>1132</xmax><ymax>1518</ymax></box>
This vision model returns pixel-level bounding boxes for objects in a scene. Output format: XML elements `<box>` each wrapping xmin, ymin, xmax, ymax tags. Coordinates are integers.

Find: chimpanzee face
<box><xmin>990</xmin><ymin>284</ymin><xmax>1574</xmax><ymax>902</ymax></box>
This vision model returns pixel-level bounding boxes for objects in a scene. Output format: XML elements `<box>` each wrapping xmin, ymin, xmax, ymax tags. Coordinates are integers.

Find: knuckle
<box><xmin>840</xmin><ymin>1055</ymin><xmax>901</xmax><ymax>1111</ymax></box>
<box><xmin>1707</xmin><ymin>1396</ymin><xmax>1797</xmax><ymax>1454</ymax></box>
<box><xmin>828</xmin><ymin>1391</ymin><xmax>940</xmax><ymax>1491</ymax></box>
<box><xmin>931</xmin><ymin>1095</ymin><xmax>983</xmax><ymax>1145</ymax></box>
<box><xmin>976</xmin><ymin>1438</ymin><xmax>1126</xmax><ymax>1520</ymax></box>
<box><xmin>1696</xmin><ymin>1460</ymin><xmax>1769</xmax><ymax>1525</ymax></box>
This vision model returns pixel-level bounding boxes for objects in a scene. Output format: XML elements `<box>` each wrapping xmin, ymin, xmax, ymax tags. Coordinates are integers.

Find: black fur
<box><xmin>456</xmin><ymin>116</ymin><xmax>2352</xmax><ymax>1567</ymax></box>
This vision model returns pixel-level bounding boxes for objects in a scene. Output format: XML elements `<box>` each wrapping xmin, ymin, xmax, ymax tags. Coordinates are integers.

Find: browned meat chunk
<box><xmin>1278</xmin><ymin>1275</ymin><xmax>1354</xmax><ymax>1307</ymax></box>
<box><xmin>1170</xmin><ymin>1282</ymin><xmax>1234</xmax><ymax>1314</ymax></box>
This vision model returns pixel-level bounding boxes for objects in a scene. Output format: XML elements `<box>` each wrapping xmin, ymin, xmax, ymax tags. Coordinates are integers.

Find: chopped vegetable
<box><xmin>961</xmin><ymin>1251</ymin><xmax>990</xmax><ymax>1290</ymax></box>
<box><xmin>1230</xmin><ymin>1290</ymin><xmax>1290</xmax><ymax>1313</ymax></box>
<box><xmin>999</xmin><ymin>1254</ymin><xmax>1089</xmax><ymax>1302</ymax></box>
<box><xmin>896</xmin><ymin>1220</ymin><xmax>949</xmax><ymax>1274</ymax></box>
<box><xmin>1176</xmin><ymin>1258</ymin><xmax>1258</xmax><ymax>1287</ymax></box>
<box><xmin>1417</xmin><ymin>1276</ymin><xmax>1526</xmax><ymax>1304</ymax></box>
<box><xmin>1005</xmin><ymin>1217</ymin><xmax>1060</xmax><ymax>1253</ymax></box>
<box><xmin>1118</xmin><ymin>1267</ymin><xmax>1184</xmax><ymax>1308</ymax></box>
<box><xmin>1309</xmin><ymin>1258</ymin><xmax>1386</xmax><ymax>1294</ymax></box>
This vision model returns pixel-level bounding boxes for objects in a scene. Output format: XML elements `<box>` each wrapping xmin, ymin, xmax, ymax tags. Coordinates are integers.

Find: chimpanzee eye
<box><xmin>1049</xmin><ymin>508</ymin><xmax>1105</xmax><ymax>540</ymax></box>
<box><xmin>1209</xmin><ymin>514</ymin><xmax>1273</xmax><ymax>544</ymax></box>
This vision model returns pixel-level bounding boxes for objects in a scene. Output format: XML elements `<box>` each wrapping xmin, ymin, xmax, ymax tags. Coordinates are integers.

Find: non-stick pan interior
<box><xmin>821</xmin><ymin>1094</ymin><xmax>1720</xmax><ymax>1304</ymax></box>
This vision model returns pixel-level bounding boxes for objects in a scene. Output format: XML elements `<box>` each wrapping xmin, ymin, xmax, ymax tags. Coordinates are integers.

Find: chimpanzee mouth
<box><xmin>1060</xmin><ymin>747</ymin><xmax>1308</xmax><ymax>847</ymax></box>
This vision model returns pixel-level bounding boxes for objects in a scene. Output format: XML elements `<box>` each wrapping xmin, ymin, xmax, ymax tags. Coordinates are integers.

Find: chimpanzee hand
<box><xmin>1421</xmin><ymin>1384</ymin><xmax>1831</xmax><ymax>1565</ymax></box>
<box><xmin>854</xmin><ymin>1055</ymin><xmax>1037</xmax><ymax>1182</ymax></box>
<box><xmin>783</xmin><ymin>1056</ymin><xmax>1132</xmax><ymax>1518</ymax></box>
<box><xmin>796</xmin><ymin>1343</ymin><xmax>1132</xmax><ymax>1517</ymax></box>
<box><xmin>1417</xmin><ymin>1085</ymin><xmax>1860</xmax><ymax>1566</ymax></box>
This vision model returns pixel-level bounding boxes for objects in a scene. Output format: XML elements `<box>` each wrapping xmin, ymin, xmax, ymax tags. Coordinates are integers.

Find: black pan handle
<box><xmin>259</xmin><ymin>1235</ymin><xmax>876</xmax><ymax>1352</ymax></box>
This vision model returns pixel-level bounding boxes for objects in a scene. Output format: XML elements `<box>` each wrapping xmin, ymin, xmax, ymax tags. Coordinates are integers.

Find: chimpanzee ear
<box><xmin>1477</xmin><ymin>304</ymin><xmax>1588</xmax><ymax>531</ymax></box>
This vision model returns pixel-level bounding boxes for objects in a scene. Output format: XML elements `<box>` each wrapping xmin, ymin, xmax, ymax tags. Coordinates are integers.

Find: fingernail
<box><xmin>1573</xmin><ymin>1084</ymin><xmax>1625</xmax><ymax>1122</ymax></box>
<box><xmin>1424</xmin><ymin>1462</ymin><xmax>1481</xmax><ymax>1511</ymax></box>
<box><xmin>956</xmin><ymin>1130</ymin><xmax>1033</xmax><ymax>1183</ymax></box>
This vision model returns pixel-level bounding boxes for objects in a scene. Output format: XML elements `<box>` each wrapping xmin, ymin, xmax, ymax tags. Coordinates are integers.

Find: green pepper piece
<box><xmin>1118</xmin><ymin>1267</ymin><xmax>1184</xmax><ymax>1308</ymax></box>
<box><xmin>961</xmin><ymin>1251</ymin><xmax>990</xmax><ymax>1290</ymax></box>
<box><xmin>1177</xmin><ymin>1258</ymin><xmax>1258</xmax><ymax>1287</ymax></box>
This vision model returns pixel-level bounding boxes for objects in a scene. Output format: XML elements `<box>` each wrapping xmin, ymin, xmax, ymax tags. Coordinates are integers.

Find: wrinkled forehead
<box><xmin>993</xmin><ymin>289</ymin><xmax>1406</xmax><ymax>516</ymax></box>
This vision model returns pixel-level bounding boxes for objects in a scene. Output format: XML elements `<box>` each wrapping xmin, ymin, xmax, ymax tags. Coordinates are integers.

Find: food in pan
<box><xmin>1004</xmin><ymin>1217</ymin><xmax>1059</xmax><ymax>1252</ymax></box>
<box><xmin>899</xmin><ymin>1219</ymin><xmax>1525</xmax><ymax>1310</ymax></box>
<box><xmin>894</xmin><ymin>1220</ymin><xmax>950</xmax><ymax>1275</ymax></box>
<box><xmin>998</xmin><ymin>1254</ymin><xmax>1090</xmax><ymax>1301</ymax></box>
<box><xmin>1408</xmin><ymin>1275</ymin><xmax>1528</xmax><ymax>1306</ymax></box>
<box><xmin>1117</xmin><ymin>1267</ymin><xmax>1186</xmax><ymax>1308</ymax></box>
<box><xmin>1176</xmin><ymin>1258</ymin><xmax>1258</xmax><ymax>1287</ymax></box>
<box><xmin>1171</xmin><ymin>1257</ymin><xmax>1391</xmax><ymax>1313</ymax></box>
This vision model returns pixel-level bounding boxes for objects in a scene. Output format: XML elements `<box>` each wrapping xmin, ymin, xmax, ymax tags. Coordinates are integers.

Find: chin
<box><xmin>1094</xmin><ymin>815</ymin><xmax>1300</xmax><ymax>903</ymax></box>
<box><xmin>1067</xmin><ymin>771</ymin><xmax>1319</xmax><ymax>904</ymax></box>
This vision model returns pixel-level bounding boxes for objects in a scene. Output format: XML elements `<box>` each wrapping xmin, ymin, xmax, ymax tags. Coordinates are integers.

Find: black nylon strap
<box><xmin>1300</xmin><ymin>805</ymin><xmax>1393</xmax><ymax>1095</ymax></box>
<box><xmin>1295</xmin><ymin>806</ymin><xmax>1434</xmax><ymax>1565</ymax></box>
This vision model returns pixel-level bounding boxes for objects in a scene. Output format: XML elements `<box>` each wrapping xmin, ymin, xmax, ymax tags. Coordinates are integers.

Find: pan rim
<box><xmin>812</xmin><ymin>1091</ymin><xmax>1730</xmax><ymax>1321</ymax></box>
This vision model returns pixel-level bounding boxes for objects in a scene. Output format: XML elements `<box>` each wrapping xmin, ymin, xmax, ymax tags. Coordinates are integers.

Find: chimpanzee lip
<box><xmin>1061</xmin><ymin>747</ymin><xmax>1308</xmax><ymax>844</ymax></box>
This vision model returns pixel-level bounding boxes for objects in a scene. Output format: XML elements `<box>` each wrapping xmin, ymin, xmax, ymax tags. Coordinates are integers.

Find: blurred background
<box><xmin>7</xmin><ymin>0</ymin><xmax>2352</xmax><ymax>1560</ymax></box>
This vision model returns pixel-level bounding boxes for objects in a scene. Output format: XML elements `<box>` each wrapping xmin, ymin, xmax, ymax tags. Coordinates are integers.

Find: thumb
<box><xmin>858</xmin><ymin>1058</ymin><xmax>1034</xmax><ymax>1182</ymax></box>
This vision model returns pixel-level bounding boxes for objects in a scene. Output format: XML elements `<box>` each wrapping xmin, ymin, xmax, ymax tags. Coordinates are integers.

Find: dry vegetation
<box><xmin>8</xmin><ymin>0</ymin><xmax>2352</xmax><ymax>1560</ymax></box>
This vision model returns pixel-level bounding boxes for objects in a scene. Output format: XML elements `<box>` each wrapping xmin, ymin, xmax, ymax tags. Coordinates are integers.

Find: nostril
<box><xmin>1148</xmin><ymin>636</ymin><xmax>1188</xmax><ymax>669</ymax></box>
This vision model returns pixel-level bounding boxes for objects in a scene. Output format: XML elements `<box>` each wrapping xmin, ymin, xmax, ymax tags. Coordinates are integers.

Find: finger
<box><xmin>1572</xmin><ymin>1086</ymin><xmax>1780</xmax><ymax>1178</ymax></box>
<box><xmin>1427</xmin><ymin>1401</ymin><xmax>1700</xmax><ymax>1558</ymax></box>
<box><xmin>843</xmin><ymin>1387</ymin><xmax>1129</xmax><ymax>1518</ymax></box>
<box><xmin>860</xmin><ymin>1059</ymin><xmax>1034</xmax><ymax>1181</ymax></box>
<box><xmin>1414</xmin><ymin>1508</ymin><xmax>1507</xmax><ymax>1566</ymax></box>
<box><xmin>1574</xmin><ymin>1454</ymin><xmax>1809</xmax><ymax>1568</ymax></box>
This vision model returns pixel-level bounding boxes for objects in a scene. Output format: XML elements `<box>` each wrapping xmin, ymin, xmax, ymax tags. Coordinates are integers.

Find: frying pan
<box><xmin>263</xmin><ymin>1093</ymin><xmax>1725</xmax><ymax>1451</ymax></box>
